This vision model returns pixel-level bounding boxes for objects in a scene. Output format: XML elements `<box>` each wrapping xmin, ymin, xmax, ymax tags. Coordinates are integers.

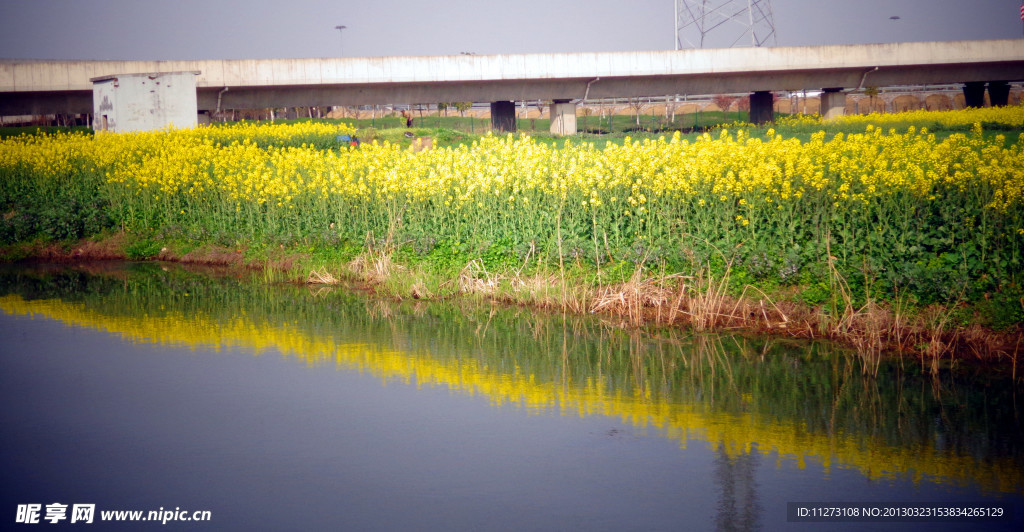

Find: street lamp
<box><xmin>335</xmin><ymin>25</ymin><xmax>347</xmax><ymax>56</ymax></box>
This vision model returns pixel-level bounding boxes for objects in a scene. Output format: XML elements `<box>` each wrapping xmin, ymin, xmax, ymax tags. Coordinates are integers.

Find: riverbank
<box><xmin>1</xmin><ymin>112</ymin><xmax>1021</xmax><ymax>373</ymax></box>
<box><xmin>4</xmin><ymin>231</ymin><xmax>1021</xmax><ymax>377</ymax></box>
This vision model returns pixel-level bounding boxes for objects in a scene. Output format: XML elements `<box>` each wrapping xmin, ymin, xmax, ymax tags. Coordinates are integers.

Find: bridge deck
<box><xmin>1</xmin><ymin>39</ymin><xmax>1022</xmax><ymax>114</ymax></box>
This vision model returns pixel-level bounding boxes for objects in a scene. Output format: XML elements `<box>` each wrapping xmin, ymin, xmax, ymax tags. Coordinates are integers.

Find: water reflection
<box><xmin>715</xmin><ymin>442</ymin><xmax>760</xmax><ymax>532</ymax></box>
<box><xmin>0</xmin><ymin>262</ymin><xmax>1021</xmax><ymax>505</ymax></box>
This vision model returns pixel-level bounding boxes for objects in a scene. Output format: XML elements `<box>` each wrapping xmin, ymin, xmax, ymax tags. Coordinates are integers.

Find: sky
<box><xmin>0</xmin><ymin>0</ymin><xmax>1021</xmax><ymax>60</ymax></box>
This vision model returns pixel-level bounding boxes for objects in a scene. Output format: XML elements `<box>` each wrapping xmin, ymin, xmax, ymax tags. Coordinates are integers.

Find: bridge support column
<box><xmin>988</xmin><ymin>81</ymin><xmax>1010</xmax><ymax>107</ymax></box>
<box><xmin>549</xmin><ymin>99</ymin><xmax>576</xmax><ymax>135</ymax></box>
<box><xmin>490</xmin><ymin>101</ymin><xmax>516</xmax><ymax>132</ymax></box>
<box><xmin>963</xmin><ymin>82</ymin><xmax>986</xmax><ymax>108</ymax></box>
<box><xmin>821</xmin><ymin>88</ymin><xmax>845</xmax><ymax>121</ymax></box>
<box><xmin>749</xmin><ymin>91</ymin><xmax>773</xmax><ymax>124</ymax></box>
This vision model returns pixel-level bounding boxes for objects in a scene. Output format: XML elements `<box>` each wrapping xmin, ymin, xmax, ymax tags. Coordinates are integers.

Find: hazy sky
<box><xmin>0</xmin><ymin>0</ymin><xmax>1021</xmax><ymax>60</ymax></box>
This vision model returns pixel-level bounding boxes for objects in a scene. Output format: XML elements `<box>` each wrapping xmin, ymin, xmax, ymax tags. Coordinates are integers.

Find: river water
<box><xmin>0</xmin><ymin>262</ymin><xmax>1020</xmax><ymax>531</ymax></box>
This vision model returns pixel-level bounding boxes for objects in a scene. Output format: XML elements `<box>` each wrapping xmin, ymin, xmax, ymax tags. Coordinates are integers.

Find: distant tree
<box><xmin>784</xmin><ymin>89</ymin><xmax>798</xmax><ymax>116</ymax></box>
<box><xmin>864</xmin><ymin>86</ymin><xmax>880</xmax><ymax>114</ymax></box>
<box><xmin>712</xmin><ymin>94</ymin><xmax>737</xmax><ymax>113</ymax></box>
<box><xmin>665</xmin><ymin>95</ymin><xmax>678</xmax><ymax>122</ymax></box>
<box><xmin>581</xmin><ymin>105</ymin><xmax>594</xmax><ymax>131</ymax></box>
<box><xmin>452</xmin><ymin>102</ymin><xmax>472</xmax><ymax>117</ymax></box>
<box><xmin>629</xmin><ymin>98</ymin><xmax>647</xmax><ymax>126</ymax></box>
<box><xmin>437</xmin><ymin>102</ymin><xmax>449</xmax><ymax>116</ymax></box>
<box><xmin>535</xmin><ymin>100</ymin><xmax>551</xmax><ymax>119</ymax></box>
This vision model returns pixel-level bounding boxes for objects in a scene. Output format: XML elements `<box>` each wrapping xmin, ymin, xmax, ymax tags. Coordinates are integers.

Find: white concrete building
<box><xmin>90</xmin><ymin>71</ymin><xmax>198</xmax><ymax>132</ymax></box>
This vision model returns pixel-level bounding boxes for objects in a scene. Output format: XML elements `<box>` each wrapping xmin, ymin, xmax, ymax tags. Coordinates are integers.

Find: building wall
<box><xmin>92</xmin><ymin>72</ymin><xmax>197</xmax><ymax>132</ymax></box>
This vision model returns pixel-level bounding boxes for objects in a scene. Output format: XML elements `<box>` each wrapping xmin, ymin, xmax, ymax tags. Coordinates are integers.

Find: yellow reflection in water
<box><xmin>2</xmin><ymin>293</ymin><xmax>1020</xmax><ymax>494</ymax></box>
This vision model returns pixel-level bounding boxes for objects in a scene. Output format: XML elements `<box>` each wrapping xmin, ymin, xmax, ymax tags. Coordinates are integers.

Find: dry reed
<box><xmin>306</xmin><ymin>266</ymin><xmax>339</xmax><ymax>285</ymax></box>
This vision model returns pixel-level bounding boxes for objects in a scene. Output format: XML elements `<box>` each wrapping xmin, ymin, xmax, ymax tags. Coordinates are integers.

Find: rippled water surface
<box><xmin>1</xmin><ymin>262</ymin><xmax>1021</xmax><ymax>530</ymax></box>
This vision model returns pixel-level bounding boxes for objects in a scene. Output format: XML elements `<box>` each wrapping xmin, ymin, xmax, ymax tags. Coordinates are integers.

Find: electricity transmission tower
<box><xmin>674</xmin><ymin>0</ymin><xmax>777</xmax><ymax>49</ymax></box>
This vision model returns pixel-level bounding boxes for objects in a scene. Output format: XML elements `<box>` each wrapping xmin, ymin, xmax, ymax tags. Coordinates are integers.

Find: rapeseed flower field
<box><xmin>1</xmin><ymin>108</ymin><xmax>1022</xmax><ymax>313</ymax></box>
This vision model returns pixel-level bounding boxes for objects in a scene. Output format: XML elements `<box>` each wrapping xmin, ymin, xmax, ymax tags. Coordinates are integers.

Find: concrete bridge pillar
<box><xmin>821</xmin><ymin>88</ymin><xmax>845</xmax><ymax>121</ymax></box>
<box><xmin>549</xmin><ymin>99</ymin><xmax>576</xmax><ymax>135</ymax></box>
<box><xmin>963</xmin><ymin>82</ymin><xmax>986</xmax><ymax>108</ymax></box>
<box><xmin>490</xmin><ymin>101</ymin><xmax>516</xmax><ymax>132</ymax></box>
<box><xmin>988</xmin><ymin>81</ymin><xmax>1010</xmax><ymax>107</ymax></box>
<box><xmin>749</xmin><ymin>91</ymin><xmax>773</xmax><ymax>124</ymax></box>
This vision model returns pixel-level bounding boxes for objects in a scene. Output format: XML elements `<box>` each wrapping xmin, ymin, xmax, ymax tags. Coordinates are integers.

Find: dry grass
<box><xmin>348</xmin><ymin>250</ymin><xmax>401</xmax><ymax>283</ymax></box>
<box><xmin>306</xmin><ymin>266</ymin><xmax>339</xmax><ymax>285</ymax></box>
<box><xmin>681</xmin><ymin>262</ymin><xmax>738</xmax><ymax>331</ymax></box>
<box><xmin>409</xmin><ymin>281</ymin><xmax>431</xmax><ymax>299</ymax></box>
<box><xmin>591</xmin><ymin>267</ymin><xmax>675</xmax><ymax>326</ymax></box>
<box><xmin>509</xmin><ymin>272</ymin><xmax>566</xmax><ymax>309</ymax></box>
<box><xmin>586</xmin><ymin>263</ymin><xmax>791</xmax><ymax>335</ymax></box>
<box><xmin>455</xmin><ymin>259</ymin><xmax>500</xmax><ymax>295</ymax></box>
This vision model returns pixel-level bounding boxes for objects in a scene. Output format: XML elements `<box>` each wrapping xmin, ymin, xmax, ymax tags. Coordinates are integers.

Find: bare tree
<box><xmin>666</xmin><ymin>95</ymin><xmax>681</xmax><ymax>122</ymax></box>
<box><xmin>581</xmin><ymin>105</ymin><xmax>594</xmax><ymax>131</ymax></box>
<box><xmin>535</xmin><ymin>100</ymin><xmax>549</xmax><ymax>120</ymax></box>
<box><xmin>785</xmin><ymin>90</ymin><xmax>797</xmax><ymax>116</ymax></box>
<box><xmin>629</xmin><ymin>98</ymin><xmax>647</xmax><ymax>126</ymax></box>
<box><xmin>712</xmin><ymin>94</ymin><xmax>737</xmax><ymax>114</ymax></box>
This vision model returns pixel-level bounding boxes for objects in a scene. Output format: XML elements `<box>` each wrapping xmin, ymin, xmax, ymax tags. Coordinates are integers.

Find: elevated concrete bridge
<box><xmin>2</xmin><ymin>39</ymin><xmax>1022</xmax><ymax>132</ymax></box>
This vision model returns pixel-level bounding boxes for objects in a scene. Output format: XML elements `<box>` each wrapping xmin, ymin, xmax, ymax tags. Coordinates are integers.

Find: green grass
<box><xmin>0</xmin><ymin>125</ymin><xmax>93</xmax><ymax>139</ymax></box>
<box><xmin>255</xmin><ymin>110</ymin><xmax>759</xmax><ymax>141</ymax></box>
